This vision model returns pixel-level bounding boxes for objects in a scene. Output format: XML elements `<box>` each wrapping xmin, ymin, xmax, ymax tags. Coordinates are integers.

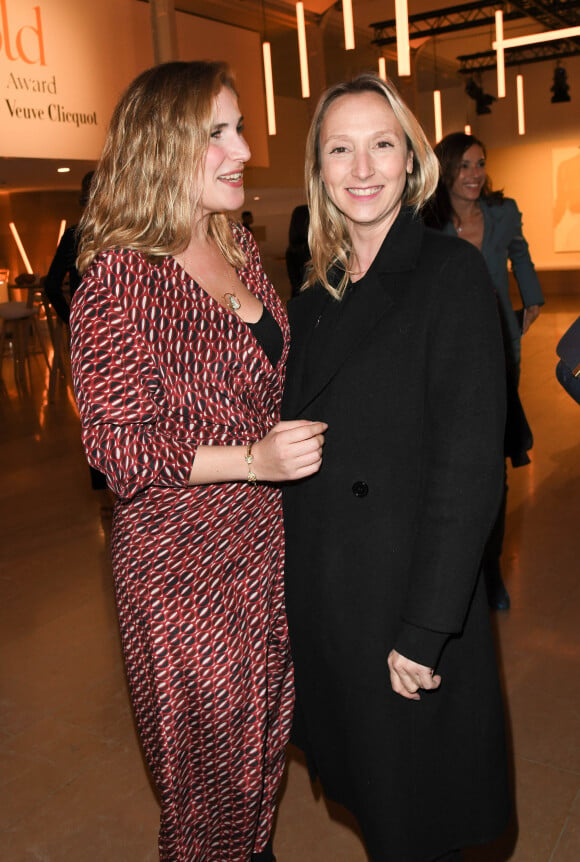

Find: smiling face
<box><xmin>449</xmin><ymin>143</ymin><xmax>486</xmax><ymax>205</ymax></box>
<box><xmin>318</xmin><ymin>90</ymin><xmax>413</xmax><ymax>235</ymax></box>
<box><xmin>198</xmin><ymin>86</ymin><xmax>251</xmax><ymax>219</ymax></box>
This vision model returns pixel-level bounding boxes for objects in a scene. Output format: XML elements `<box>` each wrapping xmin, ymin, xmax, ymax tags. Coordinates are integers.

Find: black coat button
<box><xmin>352</xmin><ymin>481</ymin><xmax>369</xmax><ymax>498</ymax></box>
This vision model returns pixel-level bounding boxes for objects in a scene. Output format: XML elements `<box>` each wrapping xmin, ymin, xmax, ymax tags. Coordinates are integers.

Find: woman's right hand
<box><xmin>253</xmin><ymin>419</ymin><xmax>327</xmax><ymax>482</ymax></box>
<box><xmin>387</xmin><ymin>650</ymin><xmax>442</xmax><ymax>701</ymax></box>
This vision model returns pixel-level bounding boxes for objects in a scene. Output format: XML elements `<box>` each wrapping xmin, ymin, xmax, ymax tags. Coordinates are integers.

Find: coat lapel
<box><xmin>480</xmin><ymin>201</ymin><xmax>502</xmax><ymax>258</ymax></box>
<box><xmin>286</xmin><ymin>208</ymin><xmax>425</xmax><ymax>416</ymax></box>
<box><xmin>283</xmin><ymin>287</ymin><xmax>327</xmax><ymax>418</ymax></box>
<box><xmin>294</xmin><ymin>272</ymin><xmax>395</xmax><ymax>413</ymax></box>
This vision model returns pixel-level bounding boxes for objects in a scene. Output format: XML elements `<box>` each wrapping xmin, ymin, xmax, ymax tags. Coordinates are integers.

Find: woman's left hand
<box><xmin>522</xmin><ymin>304</ymin><xmax>540</xmax><ymax>334</ymax></box>
<box><xmin>387</xmin><ymin>649</ymin><xmax>442</xmax><ymax>701</ymax></box>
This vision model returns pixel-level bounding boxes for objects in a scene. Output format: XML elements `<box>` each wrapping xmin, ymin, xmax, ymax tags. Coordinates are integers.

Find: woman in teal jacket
<box><xmin>424</xmin><ymin>132</ymin><xmax>544</xmax><ymax>372</ymax></box>
<box><xmin>424</xmin><ymin>132</ymin><xmax>544</xmax><ymax>609</ymax></box>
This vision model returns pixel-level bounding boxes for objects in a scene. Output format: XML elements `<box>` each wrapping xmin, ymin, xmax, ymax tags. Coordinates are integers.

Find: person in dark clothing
<box><xmin>44</xmin><ymin>172</ymin><xmax>106</xmax><ymax>491</ymax></box>
<box><xmin>44</xmin><ymin>172</ymin><xmax>95</xmax><ymax>325</ymax></box>
<box><xmin>241</xmin><ymin>209</ymin><xmax>254</xmax><ymax>233</ymax></box>
<box><xmin>282</xmin><ymin>73</ymin><xmax>510</xmax><ymax>862</ymax></box>
<box><xmin>423</xmin><ymin>132</ymin><xmax>543</xmax><ymax>610</ymax></box>
<box><xmin>285</xmin><ymin>204</ymin><xmax>310</xmax><ymax>298</ymax></box>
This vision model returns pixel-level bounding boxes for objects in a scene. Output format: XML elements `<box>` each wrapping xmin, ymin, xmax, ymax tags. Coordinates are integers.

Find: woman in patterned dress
<box><xmin>70</xmin><ymin>61</ymin><xmax>326</xmax><ymax>862</ymax></box>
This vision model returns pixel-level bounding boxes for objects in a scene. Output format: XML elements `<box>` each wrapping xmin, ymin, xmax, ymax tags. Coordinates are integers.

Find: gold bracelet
<box><xmin>244</xmin><ymin>442</ymin><xmax>257</xmax><ymax>483</ymax></box>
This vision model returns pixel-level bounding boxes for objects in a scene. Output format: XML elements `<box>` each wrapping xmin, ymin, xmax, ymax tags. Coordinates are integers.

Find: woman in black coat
<box><xmin>282</xmin><ymin>74</ymin><xmax>511</xmax><ymax>861</ymax></box>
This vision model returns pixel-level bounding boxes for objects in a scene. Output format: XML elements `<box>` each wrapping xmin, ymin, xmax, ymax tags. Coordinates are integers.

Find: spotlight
<box><xmin>551</xmin><ymin>64</ymin><xmax>571</xmax><ymax>103</ymax></box>
<box><xmin>465</xmin><ymin>76</ymin><xmax>496</xmax><ymax>114</ymax></box>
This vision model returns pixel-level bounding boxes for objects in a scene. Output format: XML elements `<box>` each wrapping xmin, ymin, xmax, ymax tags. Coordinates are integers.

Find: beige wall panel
<box><xmin>486</xmin><ymin>142</ymin><xmax>580</xmax><ymax>272</ymax></box>
<box><xmin>130</xmin><ymin>2</ymin><xmax>269</xmax><ymax>167</ymax></box>
<box><xmin>0</xmin><ymin>0</ymin><xmax>140</xmax><ymax>159</ymax></box>
<box><xmin>176</xmin><ymin>14</ymin><xmax>269</xmax><ymax>167</ymax></box>
<box><xmin>1</xmin><ymin>0</ymin><xmax>269</xmax><ymax>165</ymax></box>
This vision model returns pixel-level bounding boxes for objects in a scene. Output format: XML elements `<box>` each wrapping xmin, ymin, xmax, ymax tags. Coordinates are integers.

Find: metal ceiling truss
<box><xmin>509</xmin><ymin>0</ymin><xmax>580</xmax><ymax>30</ymax></box>
<box><xmin>370</xmin><ymin>1</ymin><xmax>580</xmax><ymax>56</ymax></box>
<box><xmin>371</xmin><ymin>2</ymin><xmax>525</xmax><ymax>46</ymax></box>
<box><xmin>457</xmin><ymin>39</ymin><xmax>580</xmax><ymax>73</ymax></box>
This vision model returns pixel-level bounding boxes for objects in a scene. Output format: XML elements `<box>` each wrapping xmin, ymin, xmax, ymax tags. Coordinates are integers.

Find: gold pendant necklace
<box><xmin>223</xmin><ymin>261</ymin><xmax>243</xmax><ymax>315</ymax></box>
<box><xmin>224</xmin><ymin>291</ymin><xmax>241</xmax><ymax>313</ymax></box>
<box><xmin>177</xmin><ymin>245</ymin><xmax>242</xmax><ymax>315</ymax></box>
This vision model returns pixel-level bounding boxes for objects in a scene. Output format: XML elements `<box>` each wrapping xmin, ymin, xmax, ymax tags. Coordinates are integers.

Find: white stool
<box><xmin>0</xmin><ymin>301</ymin><xmax>50</xmax><ymax>390</ymax></box>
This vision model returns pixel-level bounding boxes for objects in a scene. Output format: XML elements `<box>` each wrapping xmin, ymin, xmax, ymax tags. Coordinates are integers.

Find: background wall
<box><xmin>417</xmin><ymin>56</ymin><xmax>580</xmax><ymax>272</ymax></box>
<box><xmin>249</xmin><ymin>55</ymin><xmax>580</xmax><ymax>293</ymax></box>
<box><xmin>488</xmin><ymin>142</ymin><xmax>580</xmax><ymax>272</ymax></box>
<box><xmin>0</xmin><ymin>0</ymin><xmax>270</xmax><ymax>279</ymax></box>
<box><xmin>2</xmin><ymin>190</ymin><xmax>84</xmax><ymax>280</ymax></box>
<box><xmin>0</xmin><ymin>0</ymin><xmax>578</xmax><ymax>287</ymax></box>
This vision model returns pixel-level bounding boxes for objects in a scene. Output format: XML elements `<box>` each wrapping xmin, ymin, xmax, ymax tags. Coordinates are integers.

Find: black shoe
<box><xmin>484</xmin><ymin>565</ymin><xmax>511</xmax><ymax>610</ymax></box>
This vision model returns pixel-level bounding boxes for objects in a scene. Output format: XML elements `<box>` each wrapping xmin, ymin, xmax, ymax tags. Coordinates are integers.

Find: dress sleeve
<box><xmin>70</xmin><ymin>266</ymin><xmax>197</xmax><ymax>500</ymax></box>
<box><xmin>393</xmin><ymin>244</ymin><xmax>507</xmax><ymax>668</ymax></box>
<box><xmin>506</xmin><ymin>199</ymin><xmax>545</xmax><ymax>309</ymax></box>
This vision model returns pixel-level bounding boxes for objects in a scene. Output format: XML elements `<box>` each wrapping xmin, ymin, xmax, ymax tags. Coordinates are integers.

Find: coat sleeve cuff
<box><xmin>393</xmin><ymin>622</ymin><xmax>450</xmax><ymax>670</ymax></box>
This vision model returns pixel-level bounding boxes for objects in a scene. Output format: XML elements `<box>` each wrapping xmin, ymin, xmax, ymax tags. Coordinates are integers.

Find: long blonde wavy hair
<box><xmin>305</xmin><ymin>74</ymin><xmax>440</xmax><ymax>299</ymax></box>
<box><xmin>77</xmin><ymin>61</ymin><xmax>246</xmax><ymax>273</ymax></box>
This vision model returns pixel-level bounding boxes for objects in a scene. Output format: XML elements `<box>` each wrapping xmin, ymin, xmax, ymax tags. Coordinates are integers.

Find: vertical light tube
<box><xmin>296</xmin><ymin>3</ymin><xmax>310</xmax><ymax>98</ymax></box>
<box><xmin>433</xmin><ymin>90</ymin><xmax>442</xmax><ymax>143</ymax></box>
<box><xmin>262</xmin><ymin>42</ymin><xmax>276</xmax><ymax>136</ymax></box>
<box><xmin>464</xmin><ymin>124</ymin><xmax>472</xmax><ymax>135</ymax></box>
<box><xmin>395</xmin><ymin>0</ymin><xmax>411</xmax><ymax>77</ymax></box>
<box><xmin>378</xmin><ymin>56</ymin><xmax>387</xmax><ymax>81</ymax></box>
<box><xmin>342</xmin><ymin>0</ymin><xmax>355</xmax><ymax>50</ymax></box>
<box><xmin>517</xmin><ymin>74</ymin><xmax>525</xmax><ymax>135</ymax></box>
<box><xmin>495</xmin><ymin>10</ymin><xmax>506</xmax><ymax>98</ymax></box>
<box><xmin>9</xmin><ymin>222</ymin><xmax>33</xmax><ymax>274</ymax></box>
<box><xmin>57</xmin><ymin>219</ymin><xmax>67</xmax><ymax>245</ymax></box>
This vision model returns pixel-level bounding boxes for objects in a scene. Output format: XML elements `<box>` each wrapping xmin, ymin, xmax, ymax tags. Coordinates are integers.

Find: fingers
<box><xmin>388</xmin><ymin>649</ymin><xmax>442</xmax><ymax>701</ymax></box>
<box><xmin>272</xmin><ymin>420</ymin><xmax>327</xmax><ymax>479</ymax></box>
<box><xmin>389</xmin><ymin>665</ymin><xmax>421</xmax><ymax>701</ymax></box>
<box><xmin>253</xmin><ymin>419</ymin><xmax>327</xmax><ymax>482</ymax></box>
<box><xmin>275</xmin><ymin>419</ymin><xmax>328</xmax><ymax>444</ymax></box>
<box><xmin>287</xmin><ymin>430</ymin><xmax>326</xmax><ymax>479</ymax></box>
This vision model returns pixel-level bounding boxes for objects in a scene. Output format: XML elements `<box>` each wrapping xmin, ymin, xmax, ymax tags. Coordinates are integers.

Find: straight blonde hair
<box><xmin>78</xmin><ymin>61</ymin><xmax>245</xmax><ymax>273</ymax></box>
<box><xmin>305</xmin><ymin>74</ymin><xmax>440</xmax><ymax>298</ymax></box>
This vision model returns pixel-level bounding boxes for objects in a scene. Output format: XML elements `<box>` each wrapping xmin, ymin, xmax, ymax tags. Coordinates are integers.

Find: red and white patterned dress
<box><xmin>70</xmin><ymin>225</ymin><xmax>294</xmax><ymax>862</ymax></box>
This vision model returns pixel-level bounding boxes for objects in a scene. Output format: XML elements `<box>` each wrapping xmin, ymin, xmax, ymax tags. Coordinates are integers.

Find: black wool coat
<box><xmin>282</xmin><ymin>208</ymin><xmax>511</xmax><ymax>862</ymax></box>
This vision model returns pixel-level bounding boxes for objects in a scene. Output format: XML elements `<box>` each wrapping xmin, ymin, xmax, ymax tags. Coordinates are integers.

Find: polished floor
<box><xmin>1</xmin><ymin>295</ymin><xmax>579</xmax><ymax>862</ymax></box>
